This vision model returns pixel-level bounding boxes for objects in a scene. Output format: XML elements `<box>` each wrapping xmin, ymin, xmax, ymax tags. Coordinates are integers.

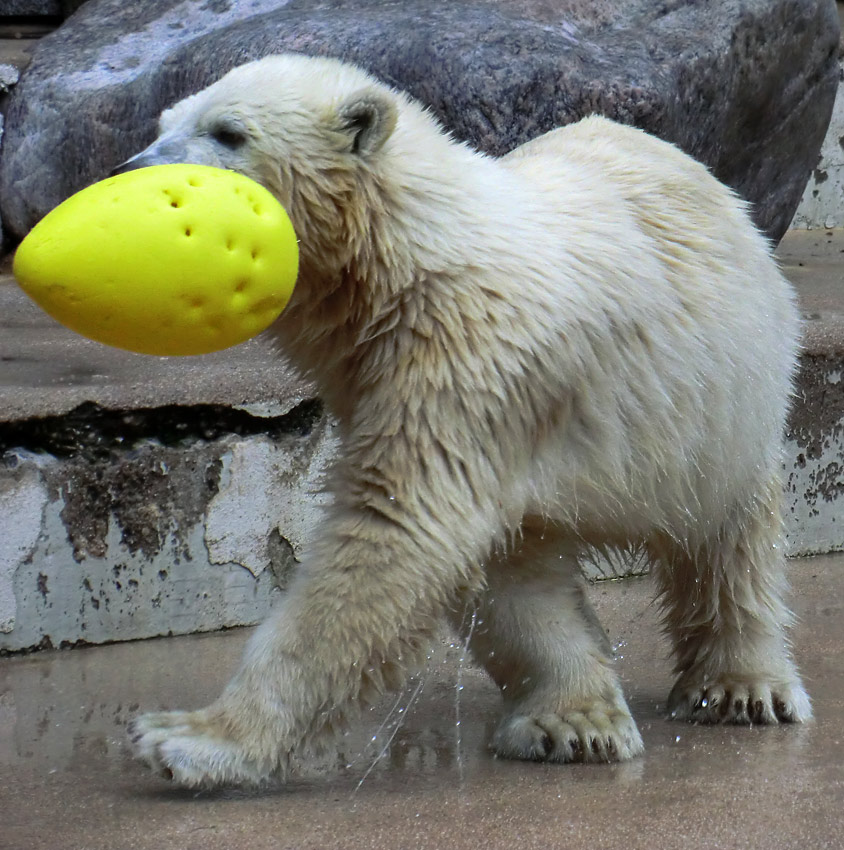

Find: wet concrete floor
<box><xmin>1</xmin><ymin>554</ymin><xmax>842</xmax><ymax>850</ymax></box>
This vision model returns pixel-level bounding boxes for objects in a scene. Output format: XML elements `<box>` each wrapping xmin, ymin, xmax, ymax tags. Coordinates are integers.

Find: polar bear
<box><xmin>123</xmin><ymin>53</ymin><xmax>811</xmax><ymax>787</ymax></box>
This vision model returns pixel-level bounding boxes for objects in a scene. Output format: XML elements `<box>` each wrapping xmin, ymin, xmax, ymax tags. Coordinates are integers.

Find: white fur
<box><xmin>127</xmin><ymin>54</ymin><xmax>810</xmax><ymax>788</ymax></box>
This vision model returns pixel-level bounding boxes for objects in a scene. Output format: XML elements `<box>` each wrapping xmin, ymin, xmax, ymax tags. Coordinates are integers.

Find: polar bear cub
<box><xmin>124</xmin><ymin>53</ymin><xmax>810</xmax><ymax>787</ymax></box>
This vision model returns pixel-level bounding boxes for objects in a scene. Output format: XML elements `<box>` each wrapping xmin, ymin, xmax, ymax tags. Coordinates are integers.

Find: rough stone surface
<box><xmin>0</xmin><ymin>114</ymin><xmax>4</xmax><ymax>248</ymax></box>
<box><xmin>0</xmin><ymin>53</ymin><xmax>26</xmax><ymax>250</ymax></box>
<box><xmin>0</xmin><ymin>65</ymin><xmax>20</xmax><ymax>94</ymax></box>
<box><xmin>0</xmin><ymin>0</ymin><xmax>839</xmax><ymax>247</ymax></box>
<box><xmin>2</xmin><ymin>1</ymin><xmax>62</xmax><ymax>14</ymax></box>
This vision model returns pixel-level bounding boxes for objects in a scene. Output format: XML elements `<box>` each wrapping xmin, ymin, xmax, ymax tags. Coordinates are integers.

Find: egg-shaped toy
<box><xmin>13</xmin><ymin>164</ymin><xmax>298</xmax><ymax>356</ymax></box>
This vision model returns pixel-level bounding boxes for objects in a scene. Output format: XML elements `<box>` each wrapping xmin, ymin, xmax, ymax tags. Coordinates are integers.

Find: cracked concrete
<box><xmin>206</xmin><ymin>432</ymin><xmax>337</xmax><ymax>578</ymax></box>
<box><xmin>0</xmin><ymin>461</ymin><xmax>45</xmax><ymax>633</ymax></box>
<box><xmin>778</xmin><ymin>229</ymin><xmax>844</xmax><ymax>555</ymax></box>
<box><xmin>0</xmin><ymin>413</ymin><xmax>337</xmax><ymax>652</ymax></box>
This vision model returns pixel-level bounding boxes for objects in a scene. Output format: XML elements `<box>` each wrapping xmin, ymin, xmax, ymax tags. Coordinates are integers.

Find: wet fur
<box><xmin>126</xmin><ymin>54</ymin><xmax>810</xmax><ymax>787</ymax></box>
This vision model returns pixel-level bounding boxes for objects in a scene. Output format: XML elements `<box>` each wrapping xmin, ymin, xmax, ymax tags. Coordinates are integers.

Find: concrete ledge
<box><xmin>777</xmin><ymin>229</ymin><xmax>844</xmax><ymax>555</ymax></box>
<box><xmin>0</xmin><ymin>403</ymin><xmax>338</xmax><ymax>650</ymax></box>
<box><xmin>1</xmin><ymin>230</ymin><xmax>843</xmax><ymax>651</ymax></box>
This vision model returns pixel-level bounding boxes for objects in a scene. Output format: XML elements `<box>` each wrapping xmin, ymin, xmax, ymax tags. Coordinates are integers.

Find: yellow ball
<box><xmin>13</xmin><ymin>164</ymin><xmax>298</xmax><ymax>356</ymax></box>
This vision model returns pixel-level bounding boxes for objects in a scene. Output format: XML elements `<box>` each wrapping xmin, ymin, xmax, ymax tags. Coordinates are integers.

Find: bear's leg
<box><xmin>452</xmin><ymin>519</ymin><xmax>644</xmax><ymax>763</ymax></box>
<box><xmin>130</xmin><ymin>504</ymin><xmax>479</xmax><ymax>787</ymax></box>
<box><xmin>651</xmin><ymin>483</ymin><xmax>812</xmax><ymax>725</ymax></box>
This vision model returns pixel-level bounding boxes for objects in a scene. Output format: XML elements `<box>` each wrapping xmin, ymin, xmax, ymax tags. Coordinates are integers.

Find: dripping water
<box><xmin>351</xmin><ymin>674</ymin><xmax>427</xmax><ymax>795</ymax></box>
<box><xmin>454</xmin><ymin>607</ymin><xmax>478</xmax><ymax>786</ymax></box>
<box><xmin>350</xmin><ymin>606</ymin><xmax>480</xmax><ymax>795</ymax></box>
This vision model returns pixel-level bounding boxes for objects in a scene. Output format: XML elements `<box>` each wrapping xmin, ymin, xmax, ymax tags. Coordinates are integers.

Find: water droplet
<box><xmin>674</xmin><ymin>735</ymin><xmax>681</xmax><ymax>743</ymax></box>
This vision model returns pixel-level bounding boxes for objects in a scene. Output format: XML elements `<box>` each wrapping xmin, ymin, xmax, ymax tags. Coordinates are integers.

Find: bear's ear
<box><xmin>335</xmin><ymin>89</ymin><xmax>398</xmax><ymax>157</ymax></box>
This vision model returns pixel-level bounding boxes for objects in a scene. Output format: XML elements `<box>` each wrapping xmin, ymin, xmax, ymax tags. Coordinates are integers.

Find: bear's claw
<box><xmin>667</xmin><ymin>676</ymin><xmax>812</xmax><ymax>725</ymax></box>
<box><xmin>491</xmin><ymin>704</ymin><xmax>644</xmax><ymax>764</ymax></box>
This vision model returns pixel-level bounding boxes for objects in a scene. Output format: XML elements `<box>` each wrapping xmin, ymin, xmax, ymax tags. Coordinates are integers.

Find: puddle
<box><xmin>0</xmin><ymin>626</ymin><xmax>502</xmax><ymax>786</ymax></box>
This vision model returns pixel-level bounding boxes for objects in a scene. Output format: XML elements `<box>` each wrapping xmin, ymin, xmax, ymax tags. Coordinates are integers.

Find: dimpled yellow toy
<box><xmin>13</xmin><ymin>164</ymin><xmax>298</xmax><ymax>356</ymax></box>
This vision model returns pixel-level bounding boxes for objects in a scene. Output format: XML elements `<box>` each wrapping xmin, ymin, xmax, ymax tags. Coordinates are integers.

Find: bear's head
<box><xmin>111</xmin><ymin>54</ymin><xmax>406</xmax><ymax>281</ymax></box>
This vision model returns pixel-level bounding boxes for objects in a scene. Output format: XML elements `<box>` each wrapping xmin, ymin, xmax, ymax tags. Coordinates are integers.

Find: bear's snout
<box><xmin>110</xmin><ymin>138</ymin><xmax>191</xmax><ymax>176</ymax></box>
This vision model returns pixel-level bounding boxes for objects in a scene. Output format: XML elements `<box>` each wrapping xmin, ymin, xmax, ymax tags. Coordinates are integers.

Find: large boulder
<box><xmin>0</xmin><ymin>0</ymin><xmax>839</xmax><ymax>246</ymax></box>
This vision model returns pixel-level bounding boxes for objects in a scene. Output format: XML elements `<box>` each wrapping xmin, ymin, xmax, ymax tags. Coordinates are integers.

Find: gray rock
<box><xmin>0</xmin><ymin>63</ymin><xmax>21</xmax><ymax>249</ymax></box>
<box><xmin>0</xmin><ymin>112</ymin><xmax>4</xmax><ymax>248</ymax></box>
<box><xmin>0</xmin><ymin>65</ymin><xmax>21</xmax><ymax>94</ymax></box>
<box><xmin>2</xmin><ymin>1</ymin><xmax>62</xmax><ymax>13</ymax></box>
<box><xmin>0</xmin><ymin>0</ymin><xmax>839</xmax><ymax>246</ymax></box>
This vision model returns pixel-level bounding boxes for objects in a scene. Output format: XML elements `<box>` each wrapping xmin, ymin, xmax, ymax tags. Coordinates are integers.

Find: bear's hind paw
<box><xmin>491</xmin><ymin>704</ymin><xmax>644</xmax><ymax>764</ymax></box>
<box><xmin>667</xmin><ymin>675</ymin><xmax>812</xmax><ymax>725</ymax></box>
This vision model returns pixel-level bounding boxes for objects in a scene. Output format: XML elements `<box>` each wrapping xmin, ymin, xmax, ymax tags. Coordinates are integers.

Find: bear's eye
<box><xmin>210</xmin><ymin>125</ymin><xmax>247</xmax><ymax>150</ymax></box>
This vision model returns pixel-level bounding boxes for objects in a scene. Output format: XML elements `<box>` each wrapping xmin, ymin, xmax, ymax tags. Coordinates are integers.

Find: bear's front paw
<box><xmin>667</xmin><ymin>674</ymin><xmax>812</xmax><ymax>725</ymax></box>
<box><xmin>129</xmin><ymin>709</ymin><xmax>279</xmax><ymax>788</ymax></box>
<box><xmin>491</xmin><ymin>702</ymin><xmax>644</xmax><ymax>764</ymax></box>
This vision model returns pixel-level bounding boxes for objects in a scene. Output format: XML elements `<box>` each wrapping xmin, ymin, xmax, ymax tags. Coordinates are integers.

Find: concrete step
<box><xmin>1</xmin><ymin>230</ymin><xmax>843</xmax><ymax>652</ymax></box>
